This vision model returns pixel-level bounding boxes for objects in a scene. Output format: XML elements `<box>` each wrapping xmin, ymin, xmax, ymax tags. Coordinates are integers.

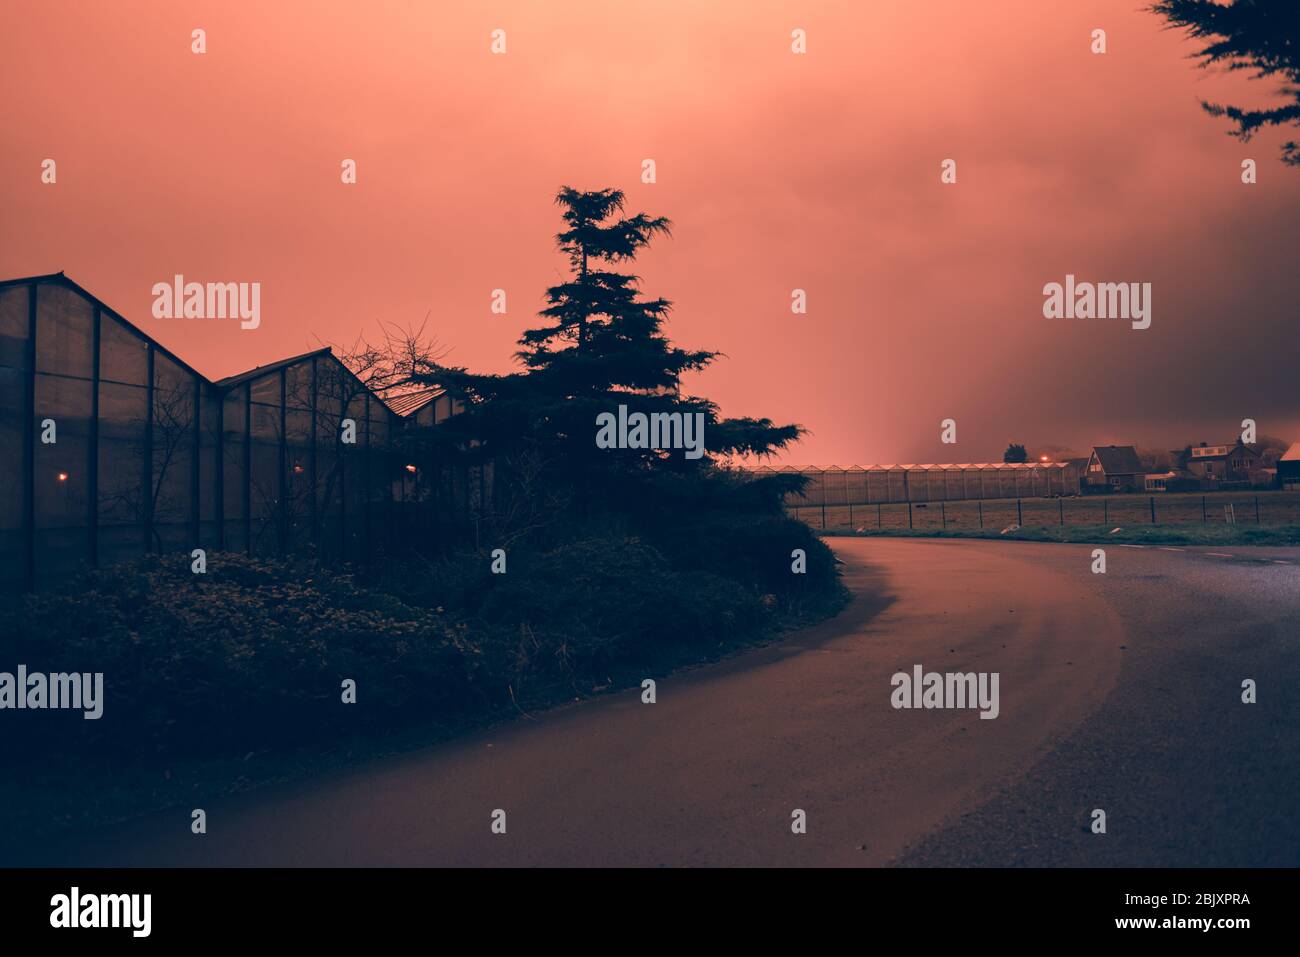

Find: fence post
<box><xmin>821</xmin><ymin>501</ymin><xmax>826</xmax><ymax>529</ymax></box>
<box><xmin>1149</xmin><ymin>496</ymin><xmax>1156</xmax><ymax>524</ymax></box>
<box><xmin>1104</xmin><ymin>498</ymin><xmax>1108</xmax><ymax>525</ymax></box>
<box><xmin>941</xmin><ymin>501</ymin><xmax>947</xmax><ymax>529</ymax></box>
<box><xmin>908</xmin><ymin>502</ymin><xmax>913</xmax><ymax>529</ymax></box>
<box><xmin>978</xmin><ymin>500</ymin><xmax>983</xmax><ymax>528</ymax></box>
<box><xmin>1202</xmin><ymin>496</ymin><xmax>1206</xmax><ymax>524</ymax></box>
<box><xmin>1016</xmin><ymin>498</ymin><xmax>1022</xmax><ymax>525</ymax></box>
<box><xmin>1059</xmin><ymin>498</ymin><xmax>1064</xmax><ymax>526</ymax></box>
<box><xmin>848</xmin><ymin>501</ymin><xmax>853</xmax><ymax>529</ymax></box>
<box><xmin>1255</xmin><ymin>496</ymin><xmax>1260</xmax><ymax>523</ymax></box>
<box><xmin>877</xmin><ymin>503</ymin><xmax>882</xmax><ymax>529</ymax></box>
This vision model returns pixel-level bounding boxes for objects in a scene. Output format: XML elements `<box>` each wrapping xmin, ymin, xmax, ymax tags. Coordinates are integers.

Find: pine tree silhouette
<box><xmin>422</xmin><ymin>186</ymin><xmax>804</xmax><ymax>523</ymax></box>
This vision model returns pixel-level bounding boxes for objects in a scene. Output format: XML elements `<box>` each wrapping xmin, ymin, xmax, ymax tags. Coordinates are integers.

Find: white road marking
<box><xmin>1158</xmin><ymin>547</ymin><xmax>1184</xmax><ymax>552</ymax></box>
<box><xmin>1206</xmin><ymin>552</ymin><xmax>1234</xmax><ymax>558</ymax></box>
<box><xmin>1119</xmin><ymin>544</ymin><xmax>1145</xmax><ymax>549</ymax></box>
<box><xmin>1273</xmin><ymin>560</ymin><xmax>1292</xmax><ymax>565</ymax></box>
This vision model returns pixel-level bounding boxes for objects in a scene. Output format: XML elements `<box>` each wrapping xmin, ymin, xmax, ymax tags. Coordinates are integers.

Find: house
<box><xmin>1084</xmin><ymin>445</ymin><xmax>1144</xmax><ymax>492</ymax></box>
<box><xmin>1175</xmin><ymin>440</ymin><xmax>1264</xmax><ymax>485</ymax></box>
<box><xmin>1280</xmin><ymin>443</ymin><xmax>1300</xmax><ymax>491</ymax></box>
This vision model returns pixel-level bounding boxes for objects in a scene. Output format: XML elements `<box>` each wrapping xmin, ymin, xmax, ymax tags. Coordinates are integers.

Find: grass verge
<box><xmin>822</xmin><ymin>524</ymin><xmax>1300</xmax><ymax>546</ymax></box>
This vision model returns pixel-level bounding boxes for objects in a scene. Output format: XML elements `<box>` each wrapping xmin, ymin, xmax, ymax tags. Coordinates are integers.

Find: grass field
<box><xmin>790</xmin><ymin>489</ymin><xmax>1300</xmax><ymax>541</ymax></box>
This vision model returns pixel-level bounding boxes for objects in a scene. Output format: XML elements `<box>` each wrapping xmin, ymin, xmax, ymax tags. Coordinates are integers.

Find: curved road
<box><xmin>24</xmin><ymin>538</ymin><xmax>1300</xmax><ymax>866</ymax></box>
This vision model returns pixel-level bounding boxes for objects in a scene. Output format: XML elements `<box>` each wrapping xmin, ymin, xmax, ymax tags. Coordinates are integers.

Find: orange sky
<box><xmin>2</xmin><ymin>0</ymin><xmax>1297</xmax><ymax>464</ymax></box>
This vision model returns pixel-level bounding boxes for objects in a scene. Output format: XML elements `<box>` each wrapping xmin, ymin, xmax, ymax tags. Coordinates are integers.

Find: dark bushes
<box><xmin>1</xmin><ymin>510</ymin><xmax>846</xmax><ymax>768</ymax></box>
<box><xmin>645</xmin><ymin>513</ymin><xmax>841</xmax><ymax>606</ymax></box>
<box><xmin>0</xmin><ymin>555</ymin><xmax>478</xmax><ymax>762</ymax></box>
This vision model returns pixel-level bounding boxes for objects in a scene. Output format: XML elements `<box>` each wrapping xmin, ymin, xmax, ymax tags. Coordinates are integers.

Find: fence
<box><xmin>790</xmin><ymin>490</ymin><xmax>1300</xmax><ymax>532</ymax></box>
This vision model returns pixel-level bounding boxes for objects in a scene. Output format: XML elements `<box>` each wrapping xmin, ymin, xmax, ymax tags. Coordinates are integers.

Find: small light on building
<box><xmin>1040</xmin><ymin>455</ymin><xmax>1050</xmax><ymax>462</ymax></box>
<box><xmin>56</xmin><ymin>471</ymin><xmax>69</xmax><ymax>482</ymax></box>
<box><xmin>292</xmin><ymin>463</ymin><xmax>305</xmax><ymax>474</ymax></box>
<box><xmin>404</xmin><ymin>464</ymin><xmax>418</xmax><ymax>474</ymax></box>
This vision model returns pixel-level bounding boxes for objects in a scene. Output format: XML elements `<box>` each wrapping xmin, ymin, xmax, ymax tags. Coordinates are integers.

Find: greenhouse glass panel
<box><xmin>99</xmin><ymin>312</ymin><xmax>149</xmax><ymax>386</ymax></box>
<box><xmin>34</xmin><ymin>283</ymin><xmax>93</xmax><ymax>379</ymax></box>
<box><xmin>34</xmin><ymin>373</ymin><xmax>93</xmax><ymax>584</ymax></box>
<box><xmin>97</xmin><ymin>379</ymin><xmax>148</xmax><ymax>565</ymax></box>
<box><xmin>221</xmin><ymin>388</ymin><xmax>247</xmax><ymax>552</ymax></box>
<box><xmin>151</xmin><ymin>354</ymin><xmax>197</xmax><ymax>551</ymax></box>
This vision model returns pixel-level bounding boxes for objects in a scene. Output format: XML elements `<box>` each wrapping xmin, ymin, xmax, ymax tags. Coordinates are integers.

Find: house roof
<box><xmin>214</xmin><ymin>348</ymin><xmax>402</xmax><ymax>415</ymax></box>
<box><xmin>1185</xmin><ymin>441</ymin><xmax>1258</xmax><ymax>462</ymax></box>
<box><xmin>387</xmin><ymin>387</ymin><xmax>447</xmax><ymax>417</ymax></box>
<box><xmin>1090</xmin><ymin>445</ymin><xmax>1144</xmax><ymax>475</ymax></box>
<box><xmin>1281</xmin><ymin>442</ymin><xmax>1300</xmax><ymax>463</ymax></box>
<box><xmin>213</xmin><ymin>348</ymin><xmax>332</xmax><ymax>389</ymax></box>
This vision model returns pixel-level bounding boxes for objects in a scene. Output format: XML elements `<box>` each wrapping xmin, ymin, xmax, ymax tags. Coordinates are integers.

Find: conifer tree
<box><xmin>1152</xmin><ymin>0</ymin><xmax>1300</xmax><ymax>166</ymax></box>
<box><xmin>405</xmin><ymin>186</ymin><xmax>805</xmax><ymax>521</ymax></box>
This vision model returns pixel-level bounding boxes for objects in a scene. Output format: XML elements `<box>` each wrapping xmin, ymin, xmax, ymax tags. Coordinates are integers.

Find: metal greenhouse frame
<box><xmin>0</xmin><ymin>273</ymin><xmax>482</xmax><ymax>591</ymax></box>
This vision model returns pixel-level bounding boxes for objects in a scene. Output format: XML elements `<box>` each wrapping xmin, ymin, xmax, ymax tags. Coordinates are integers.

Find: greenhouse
<box><xmin>0</xmin><ymin>273</ymin><xmax>481</xmax><ymax>591</ymax></box>
<box><xmin>750</xmin><ymin>462</ymin><xmax>1082</xmax><ymax>508</ymax></box>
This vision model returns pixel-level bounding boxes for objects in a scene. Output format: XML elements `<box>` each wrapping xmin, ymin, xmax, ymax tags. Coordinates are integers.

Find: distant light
<box><xmin>1040</xmin><ymin>455</ymin><xmax>1050</xmax><ymax>462</ymax></box>
<box><xmin>292</xmin><ymin>463</ymin><xmax>305</xmax><ymax>474</ymax></box>
<box><xmin>56</xmin><ymin>471</ymin><xmax>69</xmax><ymax>482</ymax></box>
<box><xmin>404</xmin><ymin>464</ymin><xmax>417</xmax><ymax>473</ymax></box>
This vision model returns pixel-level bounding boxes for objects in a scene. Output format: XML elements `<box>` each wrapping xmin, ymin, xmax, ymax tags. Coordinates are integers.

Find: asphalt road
<box><xmin>23</xmin><ymin>538</ymin><xmax>1300</xmax><ymax>866</ymax></box>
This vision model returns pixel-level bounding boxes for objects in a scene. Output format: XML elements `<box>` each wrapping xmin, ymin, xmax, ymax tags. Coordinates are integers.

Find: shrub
<box><xmin>0</xmin><ymin>514</ymin><xmax>846</xmax><ymax>768</ymax></box>
<box><xmin>381</xmin><ymin>534</ymin><xmax>778</xmax><ymax>701</ymax></box>
<box><xmin>645</xmin><ymin>512</ymin><xmax>841</xmax><ymax>603</ymax></box>
<box><xmin>0</xmin><ymin>554</ymin><xmax>478</xmax><ymax>762</ymax></box>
